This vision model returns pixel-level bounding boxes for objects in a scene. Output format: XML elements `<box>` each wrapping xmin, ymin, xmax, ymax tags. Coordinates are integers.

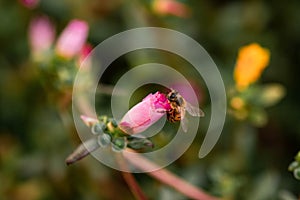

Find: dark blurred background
<box><xmin>1</xmin><ymin>0</ymin><xmax>300</xmax><ymax>199</ymax></box>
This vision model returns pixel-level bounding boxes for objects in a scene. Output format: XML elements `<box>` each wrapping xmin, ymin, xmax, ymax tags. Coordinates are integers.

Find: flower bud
<box><xmin>234</xmin><ymin>43</ymin><xmax>270</xmax><ymax>91</ymax></box>
<box><xmin>152</xmin><ymin>0</ymin><xmax>190</xmax><ymax>18</ymax></box>
<box><xmin>20</xmin><ymin>0</ymin><xmax>39</xmax><ymax>9</ymax></box>
<box><xmin>119</xmin><ymin>92</ymin><xmax>171</xmax><ymax>135</ymax></box>
<box><xmin>28</xmin><ymin>16</ymin><xmax>55</xmax><ymax>61</ymax></box>
<box><xmin>55</xmin><ymin>19</ymin><xmax>89</xmax><ymax>59</ymax></box>
<box><xmin>98</xmin><ymin>133</ymin><xmax>111</xmax><ymax>148</ymax></box>
<box><xmin>91</xmin><ymin>122</ymin><xmax>105</xmax><ymax>135</ymax></box>
<box><xmin>112</xmin><ymin>137</ymin><xmax>126</xmax><ymax>152</ymax></box>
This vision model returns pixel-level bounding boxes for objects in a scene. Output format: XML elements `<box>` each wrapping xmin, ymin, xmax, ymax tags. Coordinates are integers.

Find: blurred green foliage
<box><xmin>1</xmin><ymin>0</ymin><xmax>300</xmax><ymax>199</ymax></box>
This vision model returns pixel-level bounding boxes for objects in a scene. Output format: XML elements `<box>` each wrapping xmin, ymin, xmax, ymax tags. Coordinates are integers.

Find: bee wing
<box><xmin>180</xmin><ymin>109</ymin><xmax>188</xmax><ymax>133</ymax></box>
<box><xmin>185</xmin><ymin>102</ymin><xmax>205</xmax><ymax>117</ymax></box>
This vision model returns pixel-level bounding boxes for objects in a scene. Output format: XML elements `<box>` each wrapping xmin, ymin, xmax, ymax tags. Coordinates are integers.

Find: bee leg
<box><xmin>155</xmin><ymin>108</ymin><xmax>167</xmax><ymax>113</ymax></box>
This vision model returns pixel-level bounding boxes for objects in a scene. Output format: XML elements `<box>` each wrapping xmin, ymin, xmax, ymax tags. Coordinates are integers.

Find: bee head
<box><xmin>167</xmin><ymin>89</ymin><xmax>178</xmax><ymax>101</ymax></box>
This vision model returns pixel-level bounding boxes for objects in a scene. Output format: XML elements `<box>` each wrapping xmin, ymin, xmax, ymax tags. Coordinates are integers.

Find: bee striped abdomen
<box><xmin>167</xmin><ymin>103</ymin><xmax>181</xmax><ymax>122</ymax></box>
<box><xmin>167</xmin><ymin>112</ymin><xmax>181</xmax><ymax>122</ymax></box>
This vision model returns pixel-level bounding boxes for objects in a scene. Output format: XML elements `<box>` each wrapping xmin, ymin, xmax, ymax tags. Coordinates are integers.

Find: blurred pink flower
<box><xmin>28</xmin><ymin>16</ymin><xmax>55</xmax><ymax>60</ymax></box>
<box><xmin>152</xmin><ymin>0</ymin><xmax>190</xmax><ymax>18</ymax></box>
<box><xmin>78</xmin><ymin>43</ymin><xmax>93</xmax><ymax>67</ymax></box>
<box><xmin>170</xmin><ymin>82</ymin><xmax>204</xmax><ymax>105</ymax></box>
<box><xmin>55</xmin><ymin>20</ymin><xmax>89</xmax><ymax>59</ymax></box>
<box><xmin>20</xmin><ymin>0</ymin><xmax>39</xmax><ymax>9</ymax></box>
<box><xmin>119</xmin><ymin>92</ymin><xmax>171</xmax><ymax>135</ymax></box>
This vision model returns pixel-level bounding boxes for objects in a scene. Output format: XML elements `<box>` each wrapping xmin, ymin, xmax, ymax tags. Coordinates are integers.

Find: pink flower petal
<box><xmin>55</xmin><ymin>19</ymin><xmax>89</xmax><ymax>59</ymax></box>
<box><xmin>28</xmin><ymin>16</ymin><xmax>55</xmax><ymax>59</ymax></box>
<box><xmin>119</xmin><ymin>92</ymin><xmax>170</xmax><ymax>135</ymax></box>
<box><xmin>20</xmin><ymin>0</ymin><xmax>39</xmax><ymax>9</ymax></box>
<box><xmin>78</xmin><ymin>43</ymin><xmax>93</xmax><ymax>67</ymax></box>
<box><xmin>80</xmin><ymin>115</ymin><xmax>98</xmax><ymax>127</ymax></box>
<box><xmin>170</xmin><ymin>82</ymin><xmax>204</xmax><ymax>105</ymax></box>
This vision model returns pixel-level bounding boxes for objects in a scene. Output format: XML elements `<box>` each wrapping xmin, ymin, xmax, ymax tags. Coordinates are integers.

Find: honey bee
<box><xmin>166</xmin><ymin>89</ymin><xmax>204</xmax><ymax>132</ymax></box>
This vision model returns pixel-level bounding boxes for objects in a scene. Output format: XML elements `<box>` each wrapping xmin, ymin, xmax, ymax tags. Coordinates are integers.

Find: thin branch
<box><xmin>121</xmin><ymin>172</ymin><xmax>148</xmax><ymax>200</ymax></box>
<box><xmin>123</xmin><ymin>150</ymin><xmax>220</xmax><ymax>200</ymax></box>
<box><xmin>115</xmin><ymin>154</ymin><xmax>148</xmax><ymax>200</ymax></box>
<box><xmin>66</xmin><ymin>140</ymin><xmax>219</xmax><ymax>199</ymax></box>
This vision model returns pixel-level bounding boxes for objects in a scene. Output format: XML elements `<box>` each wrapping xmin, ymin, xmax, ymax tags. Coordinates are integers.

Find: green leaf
<box><xmin>127</xmin><ymin>137</ymin><xmax>154</xmax><ymax>150</ymax></box>
<box><xmin>288</xmin><ymin>161</ymin><xmax>299</xmax><ymax>171</ymax></box>
<box><xmin>246</xmin><ymin>171</ymin><xmax>279</xmax><ymax>200</ymax></box>
<box><xmin>257</xmin><ymin>83</ymin><xmax>286</xmax><ymax>107</ymax></box>
<box><xmin>248</xmin><ymin>108</ymin><xmax>268</xmax><ymax>127</ymax></box>
<box><xmin>295</xmin><ymin>151</ymin><xmax>300</xmax><ymax>162</ymax></box>
<box><xmin>293</xmin><ymin>168</ymin><xmax>300</xmax><ymax>180</ymax></box>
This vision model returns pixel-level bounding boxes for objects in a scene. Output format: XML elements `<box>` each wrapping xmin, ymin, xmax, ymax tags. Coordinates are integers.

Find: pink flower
<box><xmin>170</xmin><ymin>82</ymin><xmax>204</xmax><ymax>105</ymax></box>
<box><xmin>20</xmin><ymin>0</ymin><xmax>39</xmax><ymax>9</ymax></box>
<box><xmin>55</xmin><ymin>20</ymin><xmax>89</xmax><ymax>59</ymax></box>
<box><xmin>78</xmin><ymin>43</ymin><xmax>93</xmax><ymax>67</ymax></box>
<box><xmin>119</xmin><ymin>92</ymin><xmax>171</xmax><ymax>135</ymax></box>
<box><xmin>28</xmin><ymin>16</ymin><xmax>55</xmax><ymax>60</ymax></box>
<box><xmin>152</xmin><ymin>0</ymin><xmax>190</xmax><ymax>18</ymax></box>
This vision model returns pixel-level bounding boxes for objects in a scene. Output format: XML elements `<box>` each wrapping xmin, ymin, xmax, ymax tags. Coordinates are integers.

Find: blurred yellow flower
<box><xmin>230</xmin><ymin>97</ymin><xmax>245</xmax><ymax>110</ymax></box>
<box><xmin>234</xmin><ymin>43</ymin><xmax>270</xmax><ymax>91</ymax></box>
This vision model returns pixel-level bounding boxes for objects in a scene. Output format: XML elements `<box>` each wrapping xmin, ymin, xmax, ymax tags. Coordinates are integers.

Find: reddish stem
<box><xmin>121</xmin><ymin>172</ymin><xmax>148</xmax><ymax>200</ymax></box>
<box><xmin>123</xmin><ymin>150</ymin><xmax>219</xmax><ymax>200</ymax></box>
<box><xmin>116</xmin><ymin>154</ymin><xmax>148</xmax><ymax>200</ymax></box>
